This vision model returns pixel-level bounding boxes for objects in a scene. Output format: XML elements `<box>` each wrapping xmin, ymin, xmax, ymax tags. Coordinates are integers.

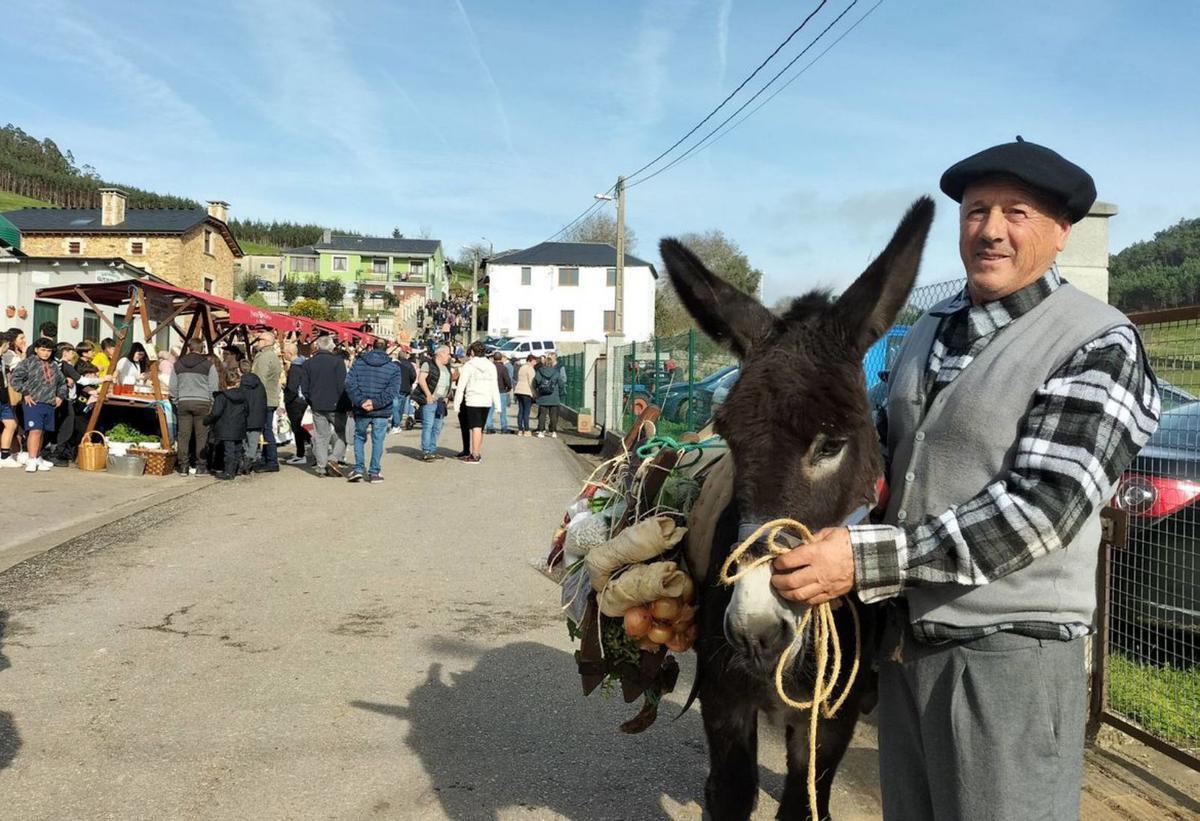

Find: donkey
<box><xmin>659</xmin><ymin>198</ymin><xmax>934</xmax><ymax>820</ymax></box>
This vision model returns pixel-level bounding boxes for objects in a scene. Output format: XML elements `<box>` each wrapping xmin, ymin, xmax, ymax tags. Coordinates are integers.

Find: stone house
<box><xmin>1</xmin><ymin>189</ymin><xmax>243</xmax><ymax>298</ymax></box>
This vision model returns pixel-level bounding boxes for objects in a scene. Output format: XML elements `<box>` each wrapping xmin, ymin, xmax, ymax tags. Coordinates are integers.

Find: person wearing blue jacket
<box><xmin>344</xmin><ymin>339</ymin><xmax>401</xmax><ymax>483</ymax></box>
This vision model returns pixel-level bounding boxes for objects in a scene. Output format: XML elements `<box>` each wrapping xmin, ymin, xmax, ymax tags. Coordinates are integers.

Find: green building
<box><xmin>282</xmin><ymin>233</ymin><xmax>448</xmax><ymax>304</ymax></box>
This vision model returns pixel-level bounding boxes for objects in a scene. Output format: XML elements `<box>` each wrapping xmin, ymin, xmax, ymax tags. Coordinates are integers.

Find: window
<box><xmin>68</xmin><ymin>240</ymin><xmax>82</xmax><ymax>255</ymax></box>
<box><xmin>83</xmin><ymin>309</ymin><xmax>100</xmax><ymax>343</ymax></box>
<box><xmin>332</xmin><ymin>256</ymin><xmax>348</xmax><ymax>272</ymax></box>
<box><xmin>603</xmin><ymin>310</ymin><xmax>616</xmax><ymax>332</ymax></box>
<box><xmin>410</xmin><ymin>260</ymin><xmax>426</xmax><ymax>276</ymax></box>
<box><xmin>558</xmin><ymin>267</ymin><xmax>579</xmax><ymax>286</ymax></box>
<box><xmin>560</xmin><ymin>310</ymin><xmax>575</xmax><ymax>332</ymax></box>
<box><xmin>532</xmin><ymin>342</ymin><xmax>544</xmax><ymax>352</ymax></box>
<box><xmin>290</xmin><ymin>256</ymin><xmax>317</xmax><ymax>273</ymax></box>
<box><xmin>263</xmin><ymin>263</ymin><xmax>275</xmax><ymax>270</ymax></box>
<box><xmin>373</xmin><ymin>257</ymin><xmax>388</xmax><ymax>275</ymax></box>
<box><xmin>130</xmin><ymin>240</ymin><xmax>145</xmax><ymax>255</ymax></box>
<box><xmin>606</xmin><ymin>267</ymin><xmax>617</xmax><ymax>287</ymax></box>
<box><xmin>521</xmin><ymin>266</ymin><xmax>531</xmax><ymax>286</ymax></box>
<box><xmin>203</xmin><ymin>276</ymin><xmax>215</xmax><ymax>294</ymax></box>
<box><xmin>518</xmin><ymin>308</ymin><xmax>532</xmax><ymax>331</ymax></box>
<box><xmin>203</xmin><ymin>229</ymin><xmax>213</xmax><ymax>255</ymax></box>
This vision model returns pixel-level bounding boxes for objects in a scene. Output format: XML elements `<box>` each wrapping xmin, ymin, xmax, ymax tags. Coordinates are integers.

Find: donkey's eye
<box><xmin>814</xmin><ymin>437</ymin><xmax>847</xmax><ymax>461</ymax></box>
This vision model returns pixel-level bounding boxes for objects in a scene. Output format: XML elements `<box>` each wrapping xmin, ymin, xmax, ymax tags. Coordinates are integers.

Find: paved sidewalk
<box><xmin>0</xmin><ymin>460</ymin><xmax>210</xmax><ymax>574</ymax></box>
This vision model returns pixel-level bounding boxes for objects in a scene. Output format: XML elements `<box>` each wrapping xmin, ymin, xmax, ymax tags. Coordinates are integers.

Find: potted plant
<box><xmin>104</xmin><ymin>423</ymin><xmax>147</xmax><ymax>457</ymax></box>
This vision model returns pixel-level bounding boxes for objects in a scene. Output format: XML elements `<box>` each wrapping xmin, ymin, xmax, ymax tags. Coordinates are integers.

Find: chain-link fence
<box><xmin>559</xmin><ymin>351</ymin><xmax>585</xmax><ymax>411</ymax></box>
<box><xmin>1104</xmin><ymin>307</ymin><xmax>1200</xmax><ymax>761</ymax></box>
<box><xmin>863</xmin><ymin>279</ymin><xmax>965</xmax><ymax>386</ymax></box>
<box><xmin>611</xmin><ymin>331</ymin><xmax>739</xmax><ymax>437</ymax></box>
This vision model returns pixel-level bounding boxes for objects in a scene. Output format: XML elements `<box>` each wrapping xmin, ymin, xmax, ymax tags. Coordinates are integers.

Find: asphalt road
<box><xmin>0</xmin><ymin>422</ymin><xmax>884</xmax><ymax>820</ymax></box>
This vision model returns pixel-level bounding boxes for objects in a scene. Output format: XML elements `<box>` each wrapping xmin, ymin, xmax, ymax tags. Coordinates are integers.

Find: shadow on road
<box><xmin>0</xmin><ymin>609</ymin><xmax>21</xmax><ymax>770</ymax></box>
<box><xmin>352</xmin><ymin>639</ymin><xmax>787</xmax><ymax>819</ymax></box>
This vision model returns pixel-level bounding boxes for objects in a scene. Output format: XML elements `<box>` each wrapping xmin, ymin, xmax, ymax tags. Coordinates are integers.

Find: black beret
<box><xmin>939</xmin><ymin>137</ymin><xmax>1096</xmax><ymax>223</ymax></box>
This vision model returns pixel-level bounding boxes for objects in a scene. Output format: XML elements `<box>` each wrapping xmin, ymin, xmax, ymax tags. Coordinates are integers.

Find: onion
<box><xmin>674</xmin><ymin>604</ymin><xmax>697</xmax><ymax>627</ymax></box>
<box><xmin>647</xmin><ymin>622</ymin><xmax>674</xmax><ymax>645</ymax></box>
<box><xmin>666</xmin><ymin>631</ymin><xmax>692</xmax><ymax>653</ymax></box>
<box><xmin>650</xmin><ymin>598</ymin><xmax>682</xmax><ymax>622</ymax></box>
<box><xmin>623</xmin><ymin>606</ymin><xmax>652</xmax><ymax>638</ymax></box>
<box><xmin>637</xmin><ymin>638</ymin><xmax>661</xmax><ymax>652</ymax></box>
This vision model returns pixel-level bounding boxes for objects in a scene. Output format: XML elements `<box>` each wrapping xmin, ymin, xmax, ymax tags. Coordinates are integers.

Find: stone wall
<box><xmin>19</xmin><ymin>225</ymin><xmax>238</xmax><ymax>298</ymax></box>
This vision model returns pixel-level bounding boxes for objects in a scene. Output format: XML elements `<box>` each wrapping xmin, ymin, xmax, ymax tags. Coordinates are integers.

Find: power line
<box><xmin>623</xmin><ymin>0</ymin><xmax>830</xmax><ymax>185</ymax></box>
<box><xmin>539</xmin><ymin>182</ymin><xmax>615</xmax><ymax>244</ymax></box>
<box><xmin>678</xmin><ymin>2</ymin><xmax>885</xmax><ymax>166</ymax></box>
<box><xmin>627</xmin><ymin>0</ymin><xmax>867</xmax><ymax>191</ymax></box>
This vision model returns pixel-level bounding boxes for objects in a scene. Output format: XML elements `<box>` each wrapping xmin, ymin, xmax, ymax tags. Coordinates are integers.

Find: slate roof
<box><xmin>2</xmin><ymin>207</ymin><xmax>212</xmax><ymax>234</ymax></box>
<box><xmin>487</xmin><ymin>241</ymin><xmax>656</xmax><ymax>276</ymax></box>
<box><xmin>288</xmin><ymin>236</ymin><xmax>443</xmax><ymax>256</ymax></box>
<box><xmin>282</xmin><ymin>245</ymin><xmax>316</xmax><ymax>256</ymax></box>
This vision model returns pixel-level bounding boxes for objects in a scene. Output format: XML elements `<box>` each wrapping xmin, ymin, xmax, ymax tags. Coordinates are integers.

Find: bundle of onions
<box><xmin>623</xmin><ymin>598</ymin><xmax>698</xmax><ymax>652</ymax></box>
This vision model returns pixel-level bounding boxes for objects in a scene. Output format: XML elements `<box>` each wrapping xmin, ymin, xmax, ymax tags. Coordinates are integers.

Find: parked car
<box><xmin>481</xmin><ymin>335</ymin><xmax>510</xmax><ymax>355</ymax></box>
<box><xmin>1111</xmin><ymin>400</ymin><xmax>1200</xmax><ymax>661</ymax></box>
<box><xmin>669</xmin><ymin>364</ymin><xmax>741</xmax><ymax>425</ymax></box>
<box><xmin>255</xmin><ymin>277</ymin><xmax>276</xmax><ymax>292</ymax></box>
<box><xmin>495</xmin><ymin>337</ymin><xmax>556</xmax><ymax>361</ymax></box>
<box><xmin>1157</xmin><ymin>377</ymin><xmax>1197</xmax><ymax>412</ymax></box>
<box><xmin>863</xmin><ymin>326</ymin><xmax>909</xmax><ymax>389</ymax></box>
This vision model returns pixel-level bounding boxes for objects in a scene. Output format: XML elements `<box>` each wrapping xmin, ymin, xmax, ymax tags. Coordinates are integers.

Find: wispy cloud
<box><xmin>716</xmin><ymin>0</ymin><xmax>734</xmax><ymax>91</ymax></box>
<box><xmin>451</xmin><ymin>0</ymin><xmax>517</xmax><ymax>159</ymax></box>
<box><xmin>21</xmin><ymin>0</ymin><xmax>215</xmax><ymax>144</ymax></box>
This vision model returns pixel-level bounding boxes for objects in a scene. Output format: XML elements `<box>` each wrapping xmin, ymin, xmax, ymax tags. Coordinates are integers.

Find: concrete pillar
<box><xmin>604</xmin><ymin>334</ymin><xmax>626</xmax><ymax>437</ymax></box>
<box><xmin>1058</xmin><ymin>201</ymin><xmax>1118</xmax><ymax>304</ymax></box>
<box><xmin>581</xmin><ymin>340</ymin><xmax>604</xmax><ymax>413</ymax></box>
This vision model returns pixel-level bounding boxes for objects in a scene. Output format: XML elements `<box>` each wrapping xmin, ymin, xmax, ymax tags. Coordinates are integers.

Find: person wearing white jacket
<box><xmin>452</xmin><ymin>341</ymin><xmax>501</xmax><ymax>464</ymax></box>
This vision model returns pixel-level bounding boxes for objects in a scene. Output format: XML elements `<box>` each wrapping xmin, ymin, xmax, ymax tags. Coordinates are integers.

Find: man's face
<box><xmin>436</xmin><ymin>350</ymin><xmax>450</xmax><ymax>365</ymax></box>
<box><xmin>959</xmin><ymin>178</ymin><xmax>1072</xmax><ymax>303</ymax></box>
<box><xmin>34</xmin><ymin>346</ymin><xmax>52</xmax><ymax>361</ymax></box>
<box><xmin>103</xmin><ymin>344</ymin><xmax>115</xmax><ymax>357</ymax></box>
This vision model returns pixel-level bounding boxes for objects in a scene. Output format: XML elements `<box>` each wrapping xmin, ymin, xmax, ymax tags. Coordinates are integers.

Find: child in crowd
<box><xmin>237</xmin><ymin>360</ymin><xmax>268</xmax><ymax>473</ymax></box>
<box><xmin>9</xmin><ymin>337</ymin><xmax>68</xmax><ymax>473</ymax></box>
<box><xmin>0</xmin><ymin>334</ymin><xmax>19</xmax><ymax>467</ymax></box>
<box><xmin>204</xmin><ymin>366</ymin><xmax>249</xmax><ymax>481</ymax></box>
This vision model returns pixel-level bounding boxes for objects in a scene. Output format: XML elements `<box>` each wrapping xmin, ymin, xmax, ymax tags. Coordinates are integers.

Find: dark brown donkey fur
<box><xmin>659</xmin><ymin>198</ymin><xmax>934</xmax><ymax>820</ymax></box>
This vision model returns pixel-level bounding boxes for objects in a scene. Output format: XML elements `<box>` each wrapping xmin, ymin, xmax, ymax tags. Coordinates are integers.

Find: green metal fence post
<box><xmin>654</xmin><ymin>336</ymin><xmax>661</xmax><ymax>398</ymax></box>
<box><xmin>687</xmin><ymin>329</ymin><xmax>696</xmax><ymax>430</ymax></box>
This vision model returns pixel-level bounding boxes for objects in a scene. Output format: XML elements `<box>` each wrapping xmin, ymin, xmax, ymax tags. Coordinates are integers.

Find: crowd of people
<box><xmin>0</xmin><ymin>319</ymin><xmax>570</xmax><ymax>483</ymax></box>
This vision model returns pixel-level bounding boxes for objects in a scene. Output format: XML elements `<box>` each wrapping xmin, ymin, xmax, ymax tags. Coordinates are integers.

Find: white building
<box><xmin>484</xmin><ymin>242</ymin><xmax>657</xmax><ymax>343</ymax></box>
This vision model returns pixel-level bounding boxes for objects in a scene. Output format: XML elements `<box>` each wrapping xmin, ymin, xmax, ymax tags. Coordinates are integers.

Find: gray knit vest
<box><xmin>883</xmin><ymin>283</ymin><xmax>1129</xmax><ymax>630</ymax></box>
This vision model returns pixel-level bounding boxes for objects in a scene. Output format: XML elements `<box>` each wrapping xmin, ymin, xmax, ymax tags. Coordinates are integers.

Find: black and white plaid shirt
<box><xmin>849</xmin><ymin>268</ymin><xmax>1161</xmax><ymax>642</ymax></box>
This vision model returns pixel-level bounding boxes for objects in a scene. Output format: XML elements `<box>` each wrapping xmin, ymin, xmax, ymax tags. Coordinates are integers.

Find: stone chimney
<box><xmin>99</xmin><ymin>188</ymin><xmax>126</xmax><ymax>226</ymax></box>
<box><xmin>322</xmin><ymin>229</ymin><xmax>332</xmax><ymax>244</ymax></box>
<box><xmin>206</xmin><ymin>200</ymin><xmax>230</xmax><ymax>223</ymax></box>
<box><xmin>1059</xmin><ymin>201</ymin><xmax>1118</xmax><ymax>304</ymax></box>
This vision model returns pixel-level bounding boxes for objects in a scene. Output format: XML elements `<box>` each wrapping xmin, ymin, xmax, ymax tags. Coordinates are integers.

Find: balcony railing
<box><xmin>354</xmin><ymin>267</ymin><xmax>428</xmax><ymax>283</ymax></box>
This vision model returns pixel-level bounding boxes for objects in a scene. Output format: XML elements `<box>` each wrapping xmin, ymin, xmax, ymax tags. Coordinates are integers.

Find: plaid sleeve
<box><xmin>849</xmin><ymin>325</ymin><xmax>1161</xmax><ymax>604</ymax></box>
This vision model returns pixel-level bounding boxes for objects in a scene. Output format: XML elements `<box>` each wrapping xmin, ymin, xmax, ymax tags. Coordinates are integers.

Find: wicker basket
<box><xmin>76</xmin><ymin>430</ymin><xmax>109</xmax><ymax>472</ymax></box>
<box><xmin>128</xmin><ymin>446</ymin><xmax>176</xmax><ymax>476</ymax></box>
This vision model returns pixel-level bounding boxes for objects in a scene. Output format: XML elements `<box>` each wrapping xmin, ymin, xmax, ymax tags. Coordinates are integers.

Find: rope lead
<box><xmin>718</xmin><ymin>518</ymin><xmax>862</xmax><ymax>820</ymax></box>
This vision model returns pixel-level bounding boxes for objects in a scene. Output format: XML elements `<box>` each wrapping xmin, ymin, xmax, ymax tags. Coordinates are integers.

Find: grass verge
<box><xmin>1109</xmin><ymin>652</ymin><xmax>1200</xmax><ymax>750</ymax></box>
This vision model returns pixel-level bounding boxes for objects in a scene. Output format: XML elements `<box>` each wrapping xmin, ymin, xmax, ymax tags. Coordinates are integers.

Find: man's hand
<box><xmin>770</xmin><ymin>527</ymin><xmax>856</xmax><ymax>606</ymax></box>
<box><xmin>362</xmin><ymin>399</ymin><xmax>374</xmax><ymax>411</ymax></box>
<box><xmin>23</xmin><ymin>395</ymin><xmax>34</xmax><ymax>406</ymax></box>
<box><xmin>53</xmin><ymin>397</ymin><xmax>63</xmax><ymax>408</ymax></box>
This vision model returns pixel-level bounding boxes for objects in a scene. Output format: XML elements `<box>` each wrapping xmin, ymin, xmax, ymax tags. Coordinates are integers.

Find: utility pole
<box><xmin>615</xmin><ymin>175</ymin><xmax>626</xmax><ymax>336</ymax></box>
<box><xmin>470</xmin><ymin>253</ymin><xmax>479</xmax><ymax>345</ymax></box>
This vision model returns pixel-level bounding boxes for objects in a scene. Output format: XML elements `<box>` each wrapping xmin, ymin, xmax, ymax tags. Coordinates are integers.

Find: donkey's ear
<box><xmin>660</xmin><ymin>238</ymin><xmax>776</xmax><ymax>358</ymax></box>
<box><xmin>834</xmin><ymin>197</ymin><xmax>935</xmax><ymax>352</ymax></box>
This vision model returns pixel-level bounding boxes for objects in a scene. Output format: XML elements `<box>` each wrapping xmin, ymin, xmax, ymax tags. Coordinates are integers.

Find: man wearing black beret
<box><xmin>771</xmin><ymin>139</ymin><xmax>1162</xmax><ymax>818</ymax></box>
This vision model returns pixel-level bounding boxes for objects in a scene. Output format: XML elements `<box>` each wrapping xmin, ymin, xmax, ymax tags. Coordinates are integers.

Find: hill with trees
<box><xmin>1109</xmin><ymin>217</ymin><xmax>1200</xmax><ymax>312</ymax></box>
<box><xmin>0</xmin><ymin>124</ymin><xmax>360</xmax><ymax>251</ymax></box>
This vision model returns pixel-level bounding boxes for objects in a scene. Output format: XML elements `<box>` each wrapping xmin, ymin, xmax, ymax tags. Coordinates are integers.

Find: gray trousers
<box><xmin>311</xmin><ymin>410</ymin><xmax>347</xmax><ymax>468</ymax></box>
<box><xmin>878</xmin><ymin>614</ymin><xmax>1086</xmax><ymax>821</ymax></box>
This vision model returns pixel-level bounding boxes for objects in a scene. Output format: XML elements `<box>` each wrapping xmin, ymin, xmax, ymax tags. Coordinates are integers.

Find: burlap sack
<box><xmin>598</xmin><ymin>561</ymin><xmax>696</xmax><ymax>617</ymax></box>
<box><xmin>585</xmin><ymin>515</ymin><xmax>687</xmax><ymax>593</ymax></box>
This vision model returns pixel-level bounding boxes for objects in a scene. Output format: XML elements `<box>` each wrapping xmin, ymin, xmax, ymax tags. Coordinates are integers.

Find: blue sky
<box><xmin>7</xmin><ymin>1</ymin><xmax>1199</xmax><ymax>304</ymax></box>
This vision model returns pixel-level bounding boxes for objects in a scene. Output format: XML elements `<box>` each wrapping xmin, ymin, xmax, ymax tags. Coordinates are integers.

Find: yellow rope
<box><xmin>718</xmin><ymin>518</ymin><xmax>862</xmax><ymax>819</ymax></box>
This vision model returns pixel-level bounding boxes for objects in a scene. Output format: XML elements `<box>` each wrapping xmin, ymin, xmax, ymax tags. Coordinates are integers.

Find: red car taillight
<box><xmin>1115</xmin><ymin>473</ymin><xmax>1200</xmax><ymax>519</ymax></box>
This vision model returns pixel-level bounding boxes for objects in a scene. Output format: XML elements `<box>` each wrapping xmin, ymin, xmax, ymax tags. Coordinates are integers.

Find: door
<box><xmin>32</xmin><ymin>300</ymin><xmax>59</xmax><ymax>339</ymax></box>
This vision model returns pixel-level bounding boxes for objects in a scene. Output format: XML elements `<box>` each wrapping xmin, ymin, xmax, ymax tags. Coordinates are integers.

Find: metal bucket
<box><xmin>107</xmin><ymin>454</ymin><xmax>146</xmax><ymax>477</ymax></box>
